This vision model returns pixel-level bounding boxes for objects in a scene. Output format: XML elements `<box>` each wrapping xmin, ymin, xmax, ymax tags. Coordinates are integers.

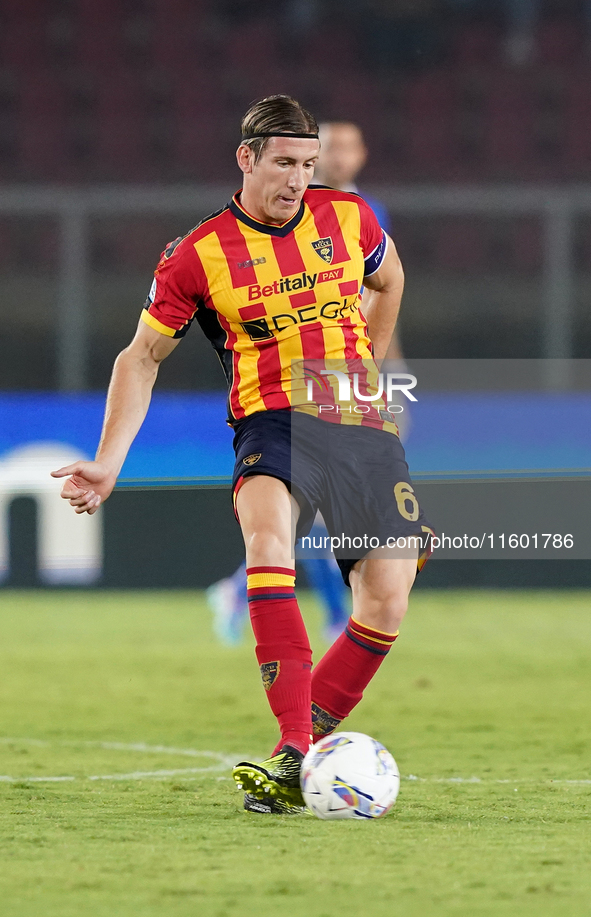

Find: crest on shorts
<box><xmin>311</xmin><ymin>237</ymin><xmax>333</xmax><ymax>264</ymax></box>
<box><xmin>260</xmin><ymin>661</ymin><xmax>280</xmax><ymax>691</ymax></box>
<box><xmin>242</xmin><ymin>453</ymin><xmax>261</xmax><ymax>466</ymax></box>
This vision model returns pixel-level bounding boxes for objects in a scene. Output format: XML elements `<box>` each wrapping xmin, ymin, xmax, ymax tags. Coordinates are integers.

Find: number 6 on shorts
<box><xmin>394</xmin><ymin>482</ymin><xmax>419</xmax><ymax>522</ymax></box>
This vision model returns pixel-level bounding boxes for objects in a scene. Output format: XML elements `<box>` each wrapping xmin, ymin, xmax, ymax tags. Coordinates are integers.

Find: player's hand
<box><xmin>50</xmin><ymin>461</ymin><xmax>117</xmax><ymax>515</ymax></box>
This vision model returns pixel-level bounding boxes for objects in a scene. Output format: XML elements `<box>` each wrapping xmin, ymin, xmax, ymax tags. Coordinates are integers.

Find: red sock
<box><xmin>310</xmin><ymin>616</ymin><xmax>398</xmax><ymax>741</ymax></box>
<box><xmin>247</xmin><ymin>566</ymin><xmax>312</xmax><ymax>756</ymax></box>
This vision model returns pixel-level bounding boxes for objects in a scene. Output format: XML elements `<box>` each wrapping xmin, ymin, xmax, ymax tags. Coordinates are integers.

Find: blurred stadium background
<box><xmin>1</xmin><ymin>0</ymin><xmax>590</xmax><ymax>590</ymax></box>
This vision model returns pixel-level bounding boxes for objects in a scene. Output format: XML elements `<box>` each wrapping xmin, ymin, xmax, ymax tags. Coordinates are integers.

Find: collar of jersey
<box><xmin>230</xmin><ymin>192</ymin><xmax>305</xmax><ymax>237</ymax></box>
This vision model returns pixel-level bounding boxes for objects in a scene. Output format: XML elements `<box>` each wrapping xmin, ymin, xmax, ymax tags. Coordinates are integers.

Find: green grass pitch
<box><xmin>0</xmin><ymin>588</ymin><xmax>589</xmax><ymax>917</ymax></box>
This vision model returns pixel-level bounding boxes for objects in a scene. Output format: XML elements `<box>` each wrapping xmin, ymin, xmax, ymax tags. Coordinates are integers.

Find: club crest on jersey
<box><xmin>243</xmin><ymin>453</ymin><xmax>262</xmax><ymax>466</ymax></box>
<box><xmin>311</xmin><ymin>237</ymin><xmax>333</xmax><ymax>264</ymax></box>
<box><xmin>260</xmin><ymin>661</ymin><xmax>280</xmax><ymax>691</ymax></box>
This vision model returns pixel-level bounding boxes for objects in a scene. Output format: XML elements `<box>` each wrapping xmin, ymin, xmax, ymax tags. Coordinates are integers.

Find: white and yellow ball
<box><xmin>301</xmin><ymin>731</ymin><xmax>400</xmax><ymax>820</ymax></box>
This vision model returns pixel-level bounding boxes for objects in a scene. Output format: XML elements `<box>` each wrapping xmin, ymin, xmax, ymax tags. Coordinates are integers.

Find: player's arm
<box><xmin>361</xmin><ymin>233</ymin><xmax>404</xmax><ymax>364</ymax></box>
<box><xmin>52</xmin><ymin>233</ymin><xmax>203</xmax><ymax>514</ymax></box>
<box><xmin>51</xmin><ymin>321</ymin><xmax>179</xmax><ymax>514</ymax></box>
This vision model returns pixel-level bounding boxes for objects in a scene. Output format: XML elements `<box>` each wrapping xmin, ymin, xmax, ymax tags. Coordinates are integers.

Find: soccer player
<box><xmin>207</xmin><ymin>121</ymin><xmax>400</xmax><ymax>649</ymax></box>
<box><xmin>52</xmin><ymin>95</ymin><xmax>431</xmax><ymax>815</ymax></box>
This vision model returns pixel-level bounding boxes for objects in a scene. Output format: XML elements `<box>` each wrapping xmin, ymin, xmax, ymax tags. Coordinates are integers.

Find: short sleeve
<box><xmin>358</xmin><ymin>197</ymin><xmax>387</xmax><ymax>277</ymax></box>
<box><xmin>141</xmin><ymin>236</ymin><xmax>206</xmax><ymax>338</ymax></box>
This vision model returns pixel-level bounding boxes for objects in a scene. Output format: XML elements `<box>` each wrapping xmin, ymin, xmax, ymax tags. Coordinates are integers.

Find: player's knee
<box><xmin>243</xmin><ymin>529</ymin><xmax>293</xmax><ymax>568</ymax></box>
<box><xmin>351</xmin><ymin>558</ymin><xmax>414</xmax><ymax>633</ymax></box>
<box><xmin>375</xmin><ymin>592</ymin><xmax>409</xmax><ymax>633</ymax></box>
<box><xmin>353</xmin><ymin>588</ymin><xmax>409</xmax><ymax>634</ymax></box>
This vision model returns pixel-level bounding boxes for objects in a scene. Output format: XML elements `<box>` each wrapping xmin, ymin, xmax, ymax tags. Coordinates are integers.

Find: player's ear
<box><xmin>236</xmin><ymin>144</ymin><xmax>254</xmax><ymax>175</ymax></box>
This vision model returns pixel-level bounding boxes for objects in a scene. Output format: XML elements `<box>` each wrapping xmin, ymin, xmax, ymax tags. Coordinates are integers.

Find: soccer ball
<box><xmin>301</xmin><ymin>731</ymin><xmax>400</xmax><ymax>820</ymax></box>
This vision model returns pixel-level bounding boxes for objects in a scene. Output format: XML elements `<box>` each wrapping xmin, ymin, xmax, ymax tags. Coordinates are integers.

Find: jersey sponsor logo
<box><xmin>148</xmin><ymin>278</ymin><xmax>157</xmax><ymax>303</ymax></box>
<box><xmin>311</xmin><ymin>237</ymin><xmax>334</xmax><ymax>264</ymax></box>
<box><xmin>242</xmin><ymin>452</ymin><xmax>262</xmax><ymax>466</ymax></box>
<box><xmin>260</xmin><ymin>661</ymin><xmax>280</xmax><ymax>691</ymax></box>
<box><xmin>318</xmin><ymin>267</ymin><xmax>343</xmax><ymax>282</ymax></box>
<box><xmin>238</xmin><ymin>257</ymin><xmax>266</xmax><ymax>269</ymax></box>
<box><xmin>248</xmin><ymin>271</ymin><xmax>316</xmax><ymax>300</ymax></box>
<box><xmin>240</xmin><ymin>297</ymin><xmax>360</xmax><ymax>341</ymax></box>
<box><xmin>241</xmin><ymin>320</ymin><xmax>274</xmax><ymax>341</ymax></box>
<box><xmin>247</xmin><ymin>268</ymin><xmax>344</xmax><ymax>301</ymax></box>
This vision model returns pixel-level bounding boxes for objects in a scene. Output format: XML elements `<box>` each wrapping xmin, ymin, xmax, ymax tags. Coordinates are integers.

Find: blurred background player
<box><xmin>206</xmin><ymin>119</ymin><xmax>408</xmax><ymax>647</ymax></box>
<box><xmin>316</xmin><ymin>121</ymin><xmax>408</xmax><ymax>393</ymax></box>
<box><xmin>315</xmin><ymin>121</ymin><xmax>391</xmax><ymax>233</ymax></box>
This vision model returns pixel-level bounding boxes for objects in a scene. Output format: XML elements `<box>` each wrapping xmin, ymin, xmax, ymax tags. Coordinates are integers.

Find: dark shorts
<box><xmin>231</xmin><ymin>409</ymin><xmax>432</xmax><ymax>586</ymax></box>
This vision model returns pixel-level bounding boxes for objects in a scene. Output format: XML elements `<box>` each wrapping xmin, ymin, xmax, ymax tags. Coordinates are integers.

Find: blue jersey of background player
<box><xmin>207</xmin><ymin>120</ymin><xmax>398</xmax><ymax>646</ymax></box>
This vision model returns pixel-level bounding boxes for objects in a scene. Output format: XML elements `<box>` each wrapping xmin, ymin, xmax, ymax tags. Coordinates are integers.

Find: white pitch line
<box><xmin>403</xmin><ymin>775</ymin><xmax>591</xmax><ymax>785</ymax></box>
<box><xmin>0</xmin><ymin>737</ymin><xmax>224</xmax><ymax>758</ymax></box>
<box><xmin>0</xmin><ymin>737</ymin><xmax>49</xmax><ymax>747</ymax></box>
<box><xmin>0</xmin><ymin>775</ymin><xmax>76</xmax><ymax>783</ymax></box>
<box><xmin>77</xmin><ymin>741</ymin><xmax>226</xmax><ymax>759</ymax></box>
<box><xmin>2</xmin><ymin>772</ymin><xmax>590</xmax><ymax>785</ymax></box>
<box><xmin>89</xmin><ymin>766</ymin><xmax>231</xmax><ymax>781</ymax></box>
<box><xmin>0</xmin><ymin>736</ymin><xmax>234</xmax><ymax>783</ymax></box>
<box><xmin>0</xmin><ymin>739</ymin><xmax>589</xmax><ymax>786</ymax></box>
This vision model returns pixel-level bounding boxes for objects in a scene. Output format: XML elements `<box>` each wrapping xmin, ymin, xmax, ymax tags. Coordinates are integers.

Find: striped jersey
<box><xmin>141</xmin><ymin>185</ymin><xmax>397</xmax><ymax>432</ymax></box>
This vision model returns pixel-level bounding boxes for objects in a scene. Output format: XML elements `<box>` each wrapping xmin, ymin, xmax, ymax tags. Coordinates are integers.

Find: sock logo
<box><xmin>260</xmin><ymin>661</ymin><xmax>280</xmax><ymax>691</ymax></box>
<box><xmin>311</xmin><ymin>702</ymin><xmax>342</xmax><ymax>736</ymax></box>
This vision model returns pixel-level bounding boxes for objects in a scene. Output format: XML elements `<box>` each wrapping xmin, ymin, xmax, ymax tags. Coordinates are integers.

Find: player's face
<box><xmin>238</xmin><ymin>137</ymin><xmax>320</xmax><ymax>225</ymax></box>
<box><xmin>317</xmin><ymin>124</ymin><xmax>367</xmax><ymax>188</ymax></box>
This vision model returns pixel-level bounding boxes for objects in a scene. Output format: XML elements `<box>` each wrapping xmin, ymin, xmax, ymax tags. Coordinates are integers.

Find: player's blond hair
<box><xmin>240</xmin><ymin>95</ymin><xmax>318</xmax><ymax>162</ymax></box>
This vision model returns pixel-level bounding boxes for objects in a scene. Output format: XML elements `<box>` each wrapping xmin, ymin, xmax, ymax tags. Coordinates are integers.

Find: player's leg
<box><xmin>309</xmin><ymin>417</ymin><xmax>431</xmax><ymax>739</ymax></box>
<box><xmin>311</xmin><ymin>551</ymin><xmax>416</xmax><ymax>737</ymax></box>
<box><xmin>310</xmin><ymin>550</ymin><xmax>418</xmax><ymax>740</ymax></box>
<box><xmin>349</xmin><ymin>549</ymin><xmax>418</xmax><ymax>633</ymax></box>
<box><xmin>237</xmin><ymin>474</ymin><xmax>296</xmax><ymax>568</ymax></box>
<box><xmin>232</xmin><ymin>474</ymin><xmax>311</xmax><ymax>808</ymax></box>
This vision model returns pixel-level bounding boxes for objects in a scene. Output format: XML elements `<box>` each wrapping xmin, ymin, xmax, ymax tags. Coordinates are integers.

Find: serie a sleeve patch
<box><xmin>363</xmin><ymin>231</ymin><xmax>387</xmax><ymax>277</ymax></box>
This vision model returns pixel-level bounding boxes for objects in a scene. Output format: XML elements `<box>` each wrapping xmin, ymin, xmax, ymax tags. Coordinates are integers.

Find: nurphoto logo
<box><xmin>302</xmin><ymin>365</ymin><xmax>418</xmax><ymax>415</ymax></box>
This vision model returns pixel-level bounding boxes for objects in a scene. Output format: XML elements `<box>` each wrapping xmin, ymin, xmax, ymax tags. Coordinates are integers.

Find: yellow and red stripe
<box><xmin>141</xmin><ymin>186</ymin><xmax>395</xmax><ymax>431</ymax></box>
<box><xmin>345</xmin><ymin>616</ymin><xmax>399</xmax><ymax>656</ymax></box>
